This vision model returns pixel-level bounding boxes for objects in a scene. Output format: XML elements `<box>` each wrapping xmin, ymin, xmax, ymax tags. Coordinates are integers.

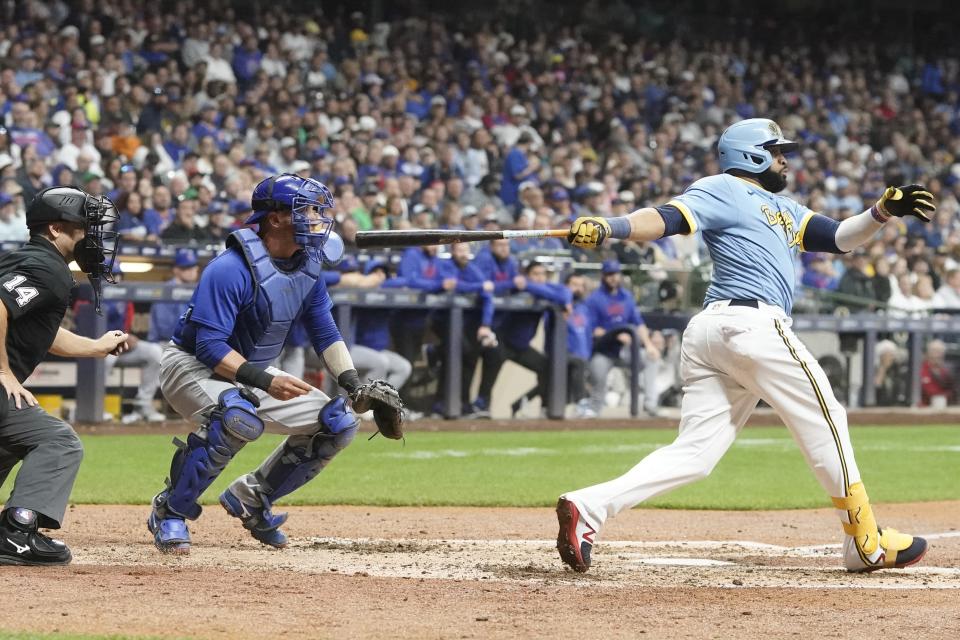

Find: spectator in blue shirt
<box><xmin>349</xmin><ymin>260</ymin><xmax>414</xmax><ymax>391</ymax></box>
<box><xmin>499</xmin><ymin>132</ymin><xmax>540</xmax><ymax>206</ymax></box>
<box><xmin>163</xmin><ymin>124</ymin><xmax>191</xmax><ymax>167</ymax></box>
<box><xmin>430</xmin><ymin>242</ymin><xmax>497</xmax><ymax>417</ymax></box>
<box><xmin>564</xmin><ymin>272</ymin><xmax>594</xmax><ymax>417</ymax></box>
<box><xmin>472</xmin><ymin>237</ymin><xmax>519</xmax><ymax>296</ymax></box>
<box><xmin>391</xmin><ymin>245</ymin><xmax>443</xmax><ymax>368</ymax></box>
<box><xmin>232</xmin><ymin>35</ymin><xmax>263</xmax><ymax>88</ymax></box>
<box><xmin>503</xmin><ymin>261</ymin><xmax>573</xmax><ymax>417</ymax></box>
<box><xmin>585</xmin><ymin>260</ymin><xmax>662</xmax><ymax>417</ymax></box>
<box><xmin>117</xmin><ymin>190</ymin><xmax>163</xmax><ymax>244</ymax></box>
<box><xmin>801</xmin><ymin>254</ymin><xmax>840</xmax><ymax>291</ymax></box>
<box><xmin>148</xmin><ymin>248</ymin><xmax>200</xmax><ymax>343</ymax></box>
<box><xmin>468</xmin><ymin>237</ymin><xmax>525</xmax><ymax>414</ymax></box>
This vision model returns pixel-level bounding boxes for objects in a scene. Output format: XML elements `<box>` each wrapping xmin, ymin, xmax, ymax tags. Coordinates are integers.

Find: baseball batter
<box><xmin>557</xmin><ymin>118</ymin><xmax>936</xmax><ymax>574</ymax></box>
<box><xmin>147</xmin><ymin>173</ymin><xmax>403</xmax><ymax>554</ymax></box>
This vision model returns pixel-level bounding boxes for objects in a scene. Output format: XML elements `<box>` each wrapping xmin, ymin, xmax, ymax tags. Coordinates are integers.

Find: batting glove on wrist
<box><xmin>876</xmin><ymin>185</ymin><xmax>936</xmax><ymax>222</ymax></box>
<box><xmin>568</xmin><ymin>216</ymin><xmax>611</xmax><ymax>249</ymax></box>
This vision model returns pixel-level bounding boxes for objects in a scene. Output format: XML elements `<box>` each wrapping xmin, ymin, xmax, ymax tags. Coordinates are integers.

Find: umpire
<box><xmin>0</xmin><ymin>186</ymin><xmax>129</xmax><ymax>566</ymax></box>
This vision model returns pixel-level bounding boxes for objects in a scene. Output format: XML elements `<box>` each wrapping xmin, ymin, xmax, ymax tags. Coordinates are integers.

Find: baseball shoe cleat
<box><xmin>556</xmin><ymin>497</ymin><xmax>596</xmax><ymax>573</ymax></box>
<box><xmin>0</xmin><ymin>508</ymin><xmax>72</xmax><ymax>566</ymax></box>
<box><xmin>845</xmin><ymin>528</ymin><xmax>928</xmax><ymax>573</ymax></box>
<box><xmin>220</xmin><ymin>489</ymin><xmax>289</xmax><ymax>549</ymax></box>
<box><xmin>147</xmin><ymin>493</ymin><xmax>191</xmax><ymax>554</ymax></box>
<box><xmin>147</xmin><ymin>509</ymin><xmax>191</xmax><ymax>555</ymax></box>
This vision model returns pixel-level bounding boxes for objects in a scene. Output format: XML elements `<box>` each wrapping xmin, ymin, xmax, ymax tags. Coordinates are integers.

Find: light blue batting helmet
<box><xmin>717</xmin><ymin>118</ymin><xmax>798</xmax><ymax>174</ymax></box>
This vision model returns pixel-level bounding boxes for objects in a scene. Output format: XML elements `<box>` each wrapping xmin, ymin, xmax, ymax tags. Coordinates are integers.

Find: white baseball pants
<box><xmin>566</xmin><ymin>300</ymin><xmax>862</xmax><ymax>530</ymax></box>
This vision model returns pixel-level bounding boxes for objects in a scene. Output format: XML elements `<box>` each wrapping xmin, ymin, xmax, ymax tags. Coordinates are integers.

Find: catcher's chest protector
<box><xmin>227</xmin><ymin>229</ymin><xmax>322</xmax><ymax>366</ymax></box>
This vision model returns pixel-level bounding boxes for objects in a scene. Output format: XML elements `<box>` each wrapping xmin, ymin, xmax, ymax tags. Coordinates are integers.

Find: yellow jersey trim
<box><xmin>666</xmin><ymin>199</ymin><xmax>698</xmax><ymax>235</ymax></box>
<box><xmin>796</xmin><ymin>210</ymin><xmax>817</xmax><ymax>253</ymax></box>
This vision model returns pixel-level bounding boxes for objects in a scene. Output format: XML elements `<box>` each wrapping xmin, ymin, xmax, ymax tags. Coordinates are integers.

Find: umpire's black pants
<box><xmin>0</xmin><ymin>405</ymin><xmax>83</xmax><ymax>529</ymax></box>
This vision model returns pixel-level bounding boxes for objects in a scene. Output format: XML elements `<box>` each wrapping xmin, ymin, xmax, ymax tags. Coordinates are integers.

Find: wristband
<box><xmin>870</xmin><ymin>204</ymin><xmax>891</xmax><ymax>224</ymax></box>
<box><xmin>338</xmin><ymin>369</ymin><xmax>362</xmax><ymax>395</ymax></box>
<box><xmin>235</xmin><ymin>362</ymin><xmax>275</xmax><ymax>391</ymax></box>
<box><xmin>607</xmin><ymin>216</ymin><xmax>632</xmax><ymax>239</ymax></box>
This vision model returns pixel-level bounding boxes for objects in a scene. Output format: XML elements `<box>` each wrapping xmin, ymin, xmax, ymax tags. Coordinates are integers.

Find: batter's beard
<box><xmin>758</xmin><ymin>169</ymin><xmax>788</xmax><ymax>193</ymax></box>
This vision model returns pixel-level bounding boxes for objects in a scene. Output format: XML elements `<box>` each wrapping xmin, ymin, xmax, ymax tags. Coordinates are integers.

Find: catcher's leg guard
<box><xmin>220</xmin><ymin>397</ymin><xmax>357</xmax><ymax>547</ymax></box>
<box><xmin>219</xmin><ymin>487</ymin><xmax>290</xmax><ymax>548</ymax></box>
<box><xmin>261</xmin><ymin>396</ymin><xmax>358</xmax><ymax>502</ymax></box>
<box><xmin>150</xmin><ymin>387</ymin><xmax>262</xmax><ymax>537</ymax></box>
<box><xmin>832</xmin><ymin>482</ymin><xmax>928</xmax><ymax>572</ymax></box>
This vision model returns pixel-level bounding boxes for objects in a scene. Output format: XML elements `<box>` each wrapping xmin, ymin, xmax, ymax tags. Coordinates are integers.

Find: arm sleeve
<box><xmin>303</xmin><ymin>280</ymin><xmax>343</xmax><ymax>354</ymax></box>
<box><xmin>655</xmin><ymin>205</ymin><xmax>693</xmax><ymax>237</ymax></box>
<box><xmin>799</xmin><ymin>213</ymin><xmax>843</xmax><ymax>254</ymax></box>
<box><xmin>833</xmin><ymin>209</ymin><xmax>887</xmax><ymax>253</ymax></box>
<box><xmin>0</xmin><ymin>262</ymin><xmax>62</xmax><ymax>320</ymax></box>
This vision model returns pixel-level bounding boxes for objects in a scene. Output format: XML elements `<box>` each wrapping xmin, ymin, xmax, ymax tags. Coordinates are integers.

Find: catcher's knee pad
<box><xmin>319</xmin><ymin>395</ymin><xmax>359</xmax><ymax>440</ymax></box>
<box><xmin>162</xmin><ymin>388</ymin><xmax>264</xmax><ymax>520</ymax></box>
<box><xmin>256</xmin><ymin>397</ymin><xmax>359</xmax><ymax>503</ymax></box>
<box><xmin>832</xmin><ymin>481</ymin><xmax>915</xmax><ymax>568</ymax></box>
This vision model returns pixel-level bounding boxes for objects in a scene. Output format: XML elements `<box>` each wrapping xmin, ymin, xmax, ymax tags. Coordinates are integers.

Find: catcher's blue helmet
<box><xmin>717</xmin><ymin>118</ymin><xmax>798</xmax><ymax>174</ymax></box>
<box><xmin>247</xmin><ymin>173</ymin><xmax>335</xmax><ymax>261</ymax></box>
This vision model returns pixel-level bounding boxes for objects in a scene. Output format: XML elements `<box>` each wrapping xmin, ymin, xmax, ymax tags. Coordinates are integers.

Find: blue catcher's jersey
<box><xmin>669</xmin><ymin>174</ymin><xmax>815</xmax><ymax>313</ymax></box>
<box><xmin>172</xmin><ymin>229</ymin><xmax>328</xmax><ymax>367</ymax></box>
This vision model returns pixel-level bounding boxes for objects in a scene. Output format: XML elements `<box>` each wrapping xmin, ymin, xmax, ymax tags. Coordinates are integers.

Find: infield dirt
<box><xmin>0</xmin><ymin>502</ymin><xmax>957</xmax><ymax>639</ymax></box>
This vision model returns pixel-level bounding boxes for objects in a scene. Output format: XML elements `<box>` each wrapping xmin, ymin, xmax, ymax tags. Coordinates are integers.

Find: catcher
<box><xmin>147</xmin><ymin>173</ymin><xmax>403</xmax><ymax>554</ymax></box>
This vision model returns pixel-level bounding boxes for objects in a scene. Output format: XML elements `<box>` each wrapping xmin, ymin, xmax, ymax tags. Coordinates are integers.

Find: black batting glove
<box><xmin>876</xmin><ymin>185</ymin><xmax>936</xmax><ymax>222</ymax></box>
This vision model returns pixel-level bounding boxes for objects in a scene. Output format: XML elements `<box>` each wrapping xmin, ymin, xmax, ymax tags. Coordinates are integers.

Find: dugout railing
<box><xmin>71</xmin><ymin>282</ymin><xmax>569</xmax><ymax>422</ymax></box>
<box><xmin>64</xmin><ymin>283</ymin><xmax>960</xmax><ymax>422</ymax></box>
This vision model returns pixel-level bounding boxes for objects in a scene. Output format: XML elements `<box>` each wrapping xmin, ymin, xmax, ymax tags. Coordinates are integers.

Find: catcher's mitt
<box><xmin>351</xmin><ymin>379</ymin><xmax>404</xmax><ymax>440</ymax></box>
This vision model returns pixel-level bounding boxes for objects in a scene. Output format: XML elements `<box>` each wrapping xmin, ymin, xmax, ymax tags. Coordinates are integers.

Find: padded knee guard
<box><xmin>256</xmin><ymin>396</ymin><xmax>358</xmax><ymax>503</ymax></box>
<box><xmin>160</xmin><ymin>388</ymin><xmax>264</xmax><ymax>520</ymax></box>
<box><xmin>833</xmin><ymin>481</ymin><xmax>916</xmax><ymax>569</ymax></box>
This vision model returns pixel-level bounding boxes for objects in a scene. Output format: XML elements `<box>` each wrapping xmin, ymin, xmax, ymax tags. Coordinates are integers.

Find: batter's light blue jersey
<box><xmin>669</xmin><ymin>174</ymin><xmax>815</xmax><ymax>314</ymax></box>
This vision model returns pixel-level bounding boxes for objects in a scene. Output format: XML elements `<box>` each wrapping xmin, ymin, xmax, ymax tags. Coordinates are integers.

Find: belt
<box><xmin>729</xmin><ymin>299</ymin><xmax>759</xmax><ymax>308</ymax></box>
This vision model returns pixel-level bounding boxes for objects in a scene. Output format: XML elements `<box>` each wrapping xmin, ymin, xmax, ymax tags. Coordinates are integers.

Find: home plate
<box><xmin>629</xmin><ymin>557</ymin><xmax>735</xmax><ymax>567</ymax></box>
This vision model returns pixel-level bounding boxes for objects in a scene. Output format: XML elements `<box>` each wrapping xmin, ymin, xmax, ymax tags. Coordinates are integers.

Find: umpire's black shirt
<box><xmin>0</xmin><ymin>236</ymin><xmax>75</xmax><ymax>382</ymax></box>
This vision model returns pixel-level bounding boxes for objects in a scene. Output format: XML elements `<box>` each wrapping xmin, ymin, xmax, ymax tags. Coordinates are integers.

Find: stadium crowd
<box><xmin>2</xmin><ymin>1</ymin><xmax>959</xmax><ymax>414</ymax></box>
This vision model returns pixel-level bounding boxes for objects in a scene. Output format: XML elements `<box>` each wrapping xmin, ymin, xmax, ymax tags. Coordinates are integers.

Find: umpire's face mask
<box><xmin>74</xmin><ymin>194</ymin><xmax>121</xmax><ymax>314</ymax></box>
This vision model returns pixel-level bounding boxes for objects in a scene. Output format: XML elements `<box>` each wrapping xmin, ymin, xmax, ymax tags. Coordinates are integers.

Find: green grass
<box><xmin>3</xmin><ymin>426</ymin><xmax>958</xmax><ymax>510</ymax></box>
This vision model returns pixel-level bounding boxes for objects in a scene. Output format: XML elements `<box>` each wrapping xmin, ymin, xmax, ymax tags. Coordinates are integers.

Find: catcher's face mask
<box><xmin>73</xmin><ymin>193</ymin><xmax>121</xmax><ymax>314</ymax></box>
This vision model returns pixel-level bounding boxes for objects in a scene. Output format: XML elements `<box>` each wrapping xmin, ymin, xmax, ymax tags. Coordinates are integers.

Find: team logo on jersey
<box><xmin>761</xmin><ymin>205</ymin><xmax>800</xmax><ymax>247</ymax></box>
